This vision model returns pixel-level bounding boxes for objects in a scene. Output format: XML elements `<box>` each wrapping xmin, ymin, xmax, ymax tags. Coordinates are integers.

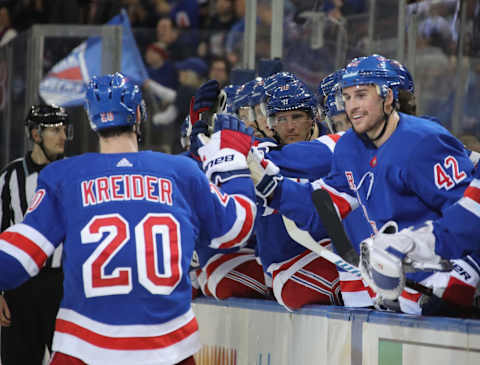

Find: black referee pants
<box><xmin>1</xmin><ymin>268</ymin><xmax>63</xmax><ymax>365</ymax></box>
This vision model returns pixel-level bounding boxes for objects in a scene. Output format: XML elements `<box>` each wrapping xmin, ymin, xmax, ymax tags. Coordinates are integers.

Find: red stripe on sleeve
<box><xmin>1</xmin><ymin>231</ymin><xmax>47</xmax><ymax>270</ymax></box>
<box><xmin>328</xmin><ymin>134</ymin><xmax>341</xmax><ymax>143</ymax></box>
<box><xmin>326</xmin><ymin>191</ymin><xmax>352</xmax><ymax>219</ymax></box>
<box><xmin>217</xmin><ymin>197</ymin><xmax>254</xmax><ymax>249</ymax></box>
<box><xmin>464</xmin><ymin>185</ymin><xmax>480</xmax><ymax>203</ymax></box>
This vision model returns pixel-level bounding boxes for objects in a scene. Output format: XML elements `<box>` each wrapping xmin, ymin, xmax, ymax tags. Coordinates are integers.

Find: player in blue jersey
<box><xmin>183</xmin><ymin>81</ymin><xmax>269</xmax><ymax>302</ymax></box>
<box><xmin>0</xmin><ymin>73</ymin><xmax>257</xmax><ymax>365</ymax></box>
<box><xmin>360</xmin><ymin>166</ymin><xmax>480</xmax><ymax>310</ymax></box>
<box><xmin>245</xmin><ymin>54</ymin><xmax>477</xmax><ymax>315</ymax></box>
<box><xmin>189</xmin><ymin>74</ymin><xmax>343</xmax><ymax>310</ymax></box>
<box><xmin>317</xmin><ymin>69</ymin><xmax>379</xmax><ymax>306</ymax></box>
<box><xmin>251</xmin><ymin>78</ymin><xmax>342</xmax><ymax>310</ymax></box>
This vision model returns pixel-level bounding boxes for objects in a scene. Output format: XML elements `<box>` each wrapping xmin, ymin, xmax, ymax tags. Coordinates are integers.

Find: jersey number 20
<box><xmin>81</xmin><ymin>213</ymin><xmax>181</xmax><ymax>298</ymax></box>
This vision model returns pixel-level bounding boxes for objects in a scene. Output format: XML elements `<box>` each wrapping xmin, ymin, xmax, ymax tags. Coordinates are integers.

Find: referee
<box><xmin>0</xmin><ymin>104</ymin><xmax>72</xmax><ymax>365</ymax></box>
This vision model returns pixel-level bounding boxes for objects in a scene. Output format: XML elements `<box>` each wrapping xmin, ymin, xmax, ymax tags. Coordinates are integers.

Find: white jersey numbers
<box><xmin>81</xmin><ymin>213</ymin><xmax>182</xmax><ymax>298</ymax></box>
<box><xmin>434</xmin><ymin>155</ymin><xmax>467</xmax><ymax>191</ymax></box>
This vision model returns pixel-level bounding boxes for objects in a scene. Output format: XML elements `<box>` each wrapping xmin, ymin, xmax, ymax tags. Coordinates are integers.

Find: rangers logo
<box><xmin>27</xmin><ymin>189</ymin><xmax>46</xmax><ymax>213</ymax></box>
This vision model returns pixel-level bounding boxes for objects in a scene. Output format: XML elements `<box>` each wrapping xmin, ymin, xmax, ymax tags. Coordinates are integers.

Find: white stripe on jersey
<box><xmin>470</xmin><ymin>178</ymin><xmax>480</xmax><ymax>190</ymax></box>
<box><xmin>314</xmin><ymin>133</ymin><xmax>344</xmax><ymax>152</ymax></box>
<box><xmin>0</xmin><ymin>238</ymin><xmax>41</xmax><ymax>276</ymax></box>
<box><xmin>312</xmin><ymin>178</ymin><xmax>359</xmax><ymax>215</ymax></box>
<box><xmin>210</xmin><ymin>195</ymin><xmax>255</xmax><ymax>250</ymax></box>
<box><xmin>53</xmin><ymin>308</ymin><xmax>201</xmax><ymax>365</ymax></box>
<box><xmin>8</xmin><ymin>223</ymin><xmax>56</xmax><ymax>256</ymax></box>
<box><xmin>458</xmin><ymin>196</ymin><xmax>480</xmax><ymax>218</ymax></box>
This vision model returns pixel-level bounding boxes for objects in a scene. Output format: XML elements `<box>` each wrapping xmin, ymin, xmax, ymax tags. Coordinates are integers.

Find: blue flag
<box><xmin>39</xmin><ymin>9</ymin><xmax>148</xmax><ymax>107</ymax></box>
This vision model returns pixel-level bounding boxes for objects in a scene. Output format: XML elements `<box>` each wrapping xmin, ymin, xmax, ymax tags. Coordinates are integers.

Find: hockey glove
<box><xmin>247</xmin><ymin>147</ymin><xmax>283</xmax><ymax>206</ymax></box>
<box><xmin>197</xmin><ymin>113</ymin><xmax>254</xmax><ymax>185</ymax></box>
<box><xmin>189</xmin><ymin>80</ymin><xmax>220</xmax><ymax>124</ymax></box>
<box><xmin>360</xmin><ymin>221</ymin><xmax>447</xmax><ymax>301</ymax></box>
<box><xmin>189</xmin><ymin>120</ymin><xmax>209</xmax><ymax>158</ymax></box>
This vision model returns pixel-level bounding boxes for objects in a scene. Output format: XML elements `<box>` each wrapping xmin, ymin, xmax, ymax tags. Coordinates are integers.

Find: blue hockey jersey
<box><xmin>432</xmin><ymin>167</ymin><xmax>480</xmax><ymax>261</ymax></box>
<box><xmin>0</xmin><ymin>151</ymin><xmax>256</xmax><ymax>365</ymax></box>
<box><xmin>271</xmin><ymin>113</ymin><xmax>474</xmax><ymax>280</ymax></box>
<box><xmin>255</xmin><ymin>134</ymin><xmax>347</xmax><ymax>272</ymax></box>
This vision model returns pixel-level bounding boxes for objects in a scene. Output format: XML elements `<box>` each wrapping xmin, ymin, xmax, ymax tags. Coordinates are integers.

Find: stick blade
<box><xmin>311</xmin><ymin>189</ymin><xmax>360</xmax><ymax>266</ymax></box>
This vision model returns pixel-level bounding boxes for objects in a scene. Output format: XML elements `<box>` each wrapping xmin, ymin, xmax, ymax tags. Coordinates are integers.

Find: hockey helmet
<box><xmin>85</xmin><ymin>72</ymin><xmax>143</xmax><ymax>132</ymax></box>
<box><xmin>25</xmin><ymin>104</ymin><xmax>73</xmax><ymax>140</ymax></box>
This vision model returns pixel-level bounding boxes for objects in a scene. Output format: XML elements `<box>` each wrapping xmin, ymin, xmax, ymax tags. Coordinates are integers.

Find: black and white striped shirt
<box><xmin>0</xmin><ymin>153</ymin><xmax>62</xmax><ymax>268</ymax></box>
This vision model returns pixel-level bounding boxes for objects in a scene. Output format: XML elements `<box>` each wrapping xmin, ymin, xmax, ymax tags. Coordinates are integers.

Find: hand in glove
<box><xmin>247</xmin><ymin>146</ymin><xmax>283</xmax><ymax>206</ymax></box>
<box><xmin>196</xmin><ymin>113</ymin><xmax>254</xmax><ymax>184</ymax></box>
<box><xmin>189</xmin><ymin>80</ymin><xmax>220</xmax><ymax>124</ymax></box>
<box><xmin>360</xmin><ymin>221</ymin><xmax>448</xmax><ymax>300</ymax></box>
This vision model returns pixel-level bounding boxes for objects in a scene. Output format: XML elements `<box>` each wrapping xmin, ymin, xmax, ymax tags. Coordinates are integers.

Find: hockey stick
<box><xmin>200</xmin><ymin>90</ymin><xmax>227</xmax><ymax>134</ymax></box>
<box><xmin>282</xmin><ymin>215</ymin><xmax>362</xmax><ymax>278</ymax></box>
<box><xmin>309</xmin><ymin>189</ymin><xmax>480</xmax><ymax>317</ymax></box>
<box><xmin>310</xmin><ymin>188</ymin><xmax>435</xmax><ymax>295</ymax></box>
<box><xmin>282</xmin><ymin>214</ymin><xmax>432</xmax><ymax>293</ymax></box>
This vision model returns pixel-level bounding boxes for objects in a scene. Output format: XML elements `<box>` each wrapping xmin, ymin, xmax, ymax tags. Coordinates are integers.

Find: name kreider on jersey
<box><xmin>81</xmin><ymin>174</ymin><xmax>173</xmax><ymax>206</ymax></box>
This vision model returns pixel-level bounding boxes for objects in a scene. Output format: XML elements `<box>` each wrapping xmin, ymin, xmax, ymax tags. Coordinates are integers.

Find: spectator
<box><xmin>225</xmin><ymin>0</ymin><xmax>246</xmax><ymax>67</ymax></box>
<box><xmin>206</xmin><ymin>0</ymin><xmax>238</xmax><ymax>57</ymax></box>
<box><xmin>170</xmin><ymin>0</ymin><xmax>199</xmax><ymax>29</ymax></box>
<box><xmin>0</xmin><ymin>2</ymin><xmax>16</xmax><ymax>47</ymax></box>
<box><xmin>150</xmin><ymin>57</ymin><xmax>208</xmax><ymax>153</ymax></box>
<box><xmin>122</xmin><ymin>0</ymin><xmax>157</xmax><ymax>27</ymax></box>
<box><xmin>208</xmin><ymin>56</ymin><xmax>230</xmax><ymax>88</ymax></box>
<box><xmin>156</xmin><ymin>16</ymin><xmax>198</xmax><ymax>61</ymax></box>
<box><xmin>145</xmin><ymin>41</ymin><xmax>178</xmax><ymax>90</ymax></box>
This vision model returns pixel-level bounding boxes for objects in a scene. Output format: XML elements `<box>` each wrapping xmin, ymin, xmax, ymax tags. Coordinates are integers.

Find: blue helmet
<box><xmin>180</xmin><ymin>115</ymin><xmax>192</xmax><ymax>149</ymax></box>
<box><xmin>232</xmin><ymin>79</ymin><xmax>259</xmax><ymax>113</ymax></box>
<box><xmin>85</xmin><ymin>72</ymin><xmax>143</xmax><ymax>132</ymax></box>
<box><xmin>248</xmin><ymin>78</ymin><xmax>266</xmax><ymax>107</ymax></box>
<box><xmin>318</xmin><ymin>69</ymin><xmax>345</xmax><ymax>117</ymax></box>
<box><xmin>266</xmin><ymin>81</ymin><xmax>318</xmax><ymax>128</ymax></box>
<box><xmin>263</xmin><ymin>72</ymin><xmax>299</xmax><ymax>98</ymax></box>
<box><xmin>341</xmin><ymin>54</ymin><xmax>401</xmax><ymax>102</ymax></box>
<box><xmin>386</xmin><ymin>58</ymin><xmax>415</xmax><ymax>94</ymax></box>
<box><xmin>318</xmin><ymin>69</ymin><xmax>344</xmax><ymax>99</ymax></box>
<box><xmin>222</xmin><ymin>84</ymin><xmax>240</xmax><ymax>113</ymax></box>
<box><xmin>324</xmin><ymin>85</ymin><xmax>345</xmax><ymax>118</ymax></box>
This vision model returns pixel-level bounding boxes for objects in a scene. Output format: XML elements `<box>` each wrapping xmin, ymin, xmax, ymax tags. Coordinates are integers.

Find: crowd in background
<box><xmin>1</xmin><ymin>0</ymin><xmax>480</xmax><ymax>152</ymax></box>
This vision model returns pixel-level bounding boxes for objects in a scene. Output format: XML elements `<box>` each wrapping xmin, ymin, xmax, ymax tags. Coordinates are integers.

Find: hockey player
<box><xmin>0</xmin><ymin>73</ymin><xmax>256</xmax><ymax>365</ymax></box>
<box><xmin>318</xmin><ymin>69</ymin><xmax>351</xmax><ymax>133</ymax></box>
<box><xmin>252</xmin><ymin>79</ymin><xmax>342</xmax><ymax>310</ymax></box>
<box><xmin>0</xmin><ymin>104</ymin><xmax>72</xmax><ymax>365</ymax></box>
<box><xmin>360</xmin><ymin>166</ymin><xmax>480</xmax><ymax>307</ymax></box>
<box><xmin>191</xmin><ymin>73</ymin><xmax>345</xmax><ymax>310</ymax></box>
<box><xmin>184</xmin><ymin>81</ymin><xmax>269</xmax><ymax>301</ymax></box>
<box><xmin>244</xmin><ymin>54</ymin><xmax>477</xmax><ymax>315</ymax></box>
<box><xmin>266</xmin><ymin>79</ymin><xmax>329</xmax><ymax>145</ymax></box>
